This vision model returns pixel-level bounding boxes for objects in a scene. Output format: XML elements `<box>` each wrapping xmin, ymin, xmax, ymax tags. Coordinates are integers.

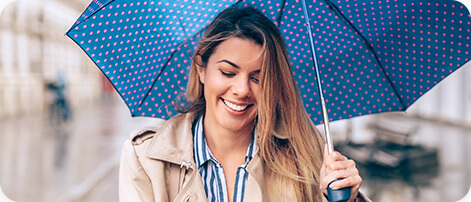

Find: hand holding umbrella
<box><xmin>321</xmin><ymin>145</ymin><xmax>362</xmax><ymax>202</ymax></box>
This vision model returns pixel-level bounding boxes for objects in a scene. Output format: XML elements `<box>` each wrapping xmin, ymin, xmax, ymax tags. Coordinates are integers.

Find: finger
<box><xmin>350</xmin><ymin>180</ymin><xmax>362</xmax><ymax>200</ymax></box>
<box><xmin>320</xmin><ymin>146</ymin><xmax>328</xmax><ymax>191</ymax></box>
<box><xmin>328</xmin><ymin>175</ymin><xmax>362</xmax><ymax>190</ymax></box>
<box><xmin>329</xmin><ymin>151</ymin><xmax>348</xmax><ymax>161</ymax></box>
<box><xmin>324</xmin><ymin>152</ymin><xmax>349</xmax><ymax>173</ymax></box>
<box><xmin>326</xmin><ymin>159</ymin><xmax>356</xmax><ymax>171</ymax></box>
<box><xmin>321</xmin><ymin>168</ymin><xmax>359</xmax><ymax>189</ymax></box>
<box><xmin>349</xmin><ymin>180</ymin><xmax>362</xmax><ymax>198</ymax></box>
<box><xmin>320</xmin><ymin>160</ymin><xmax>327</xmax><ymax>177</ymax></box>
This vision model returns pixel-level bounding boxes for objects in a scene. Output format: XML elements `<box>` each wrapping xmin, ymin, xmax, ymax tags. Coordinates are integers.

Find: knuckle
<box><xmin>321</xmin><ymin>178</ymin><xmax>329</xmax><ymax>185</ymax></box>
<box><xmin>348</xmin><ymin>159</ymin><xmax>356</xmax><ymax>167</ymax></box>
<box><xmin>344</xmin><ymin>177</ymin><xmax>353</xmax><ymax>186</ymax></box>
<box><xmin>327</xmin><ymin>162</ymin><xmax>337</xmax><ymax>170</ymax></box>
<box><xmin>330</xmin><ymin>162</ymin><xmax>340</xmax><ymax>170</ymax></box>
<box><xmin>353</xmin><ymin>168</ymin><xmax>359</xmax><ymax>175</ymax></box>
<box><xmin>332</xmin><ymin>170</ymin><xmax>341</xmax><ymax>178</ymax></box>
<box><xmin>332</xmin><ymin>151</ymin><xmax>342</xmax><ymax>159</ymax></box>
<box><xmin>321</xmin><ymin>177</ymin><xmax>331</xmax><ymax>186</ymax></box>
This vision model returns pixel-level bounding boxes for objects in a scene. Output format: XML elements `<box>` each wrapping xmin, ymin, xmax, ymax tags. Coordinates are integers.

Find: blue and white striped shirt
<box><xmin>193</xmin><ymin>115</ymin><xmax>257</xmax><ymax>202</ymax></box>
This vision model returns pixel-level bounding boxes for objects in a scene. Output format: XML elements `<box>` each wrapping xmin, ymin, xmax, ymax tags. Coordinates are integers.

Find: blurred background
<box><xmin>0</xmin><ymin>0</ymin><xmax>470</xmax><ymax>201</ymax></box>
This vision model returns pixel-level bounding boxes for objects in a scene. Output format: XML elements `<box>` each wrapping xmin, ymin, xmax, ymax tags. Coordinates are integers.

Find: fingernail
<box><xmin>329</xmin><ymin>183</ymin><xmax>334</xmax><ymax>189</ymax></box>
<box><xmin>320</xmin><ymin>184</ymin><xmax>323</xmax><ymax>189</ymax></box>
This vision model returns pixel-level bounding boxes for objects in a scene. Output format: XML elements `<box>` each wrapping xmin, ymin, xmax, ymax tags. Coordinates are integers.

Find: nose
<box><xmin>231</xmin><ymin>76</ymin><xmax>252</xmax><ymax>98</ymax></box>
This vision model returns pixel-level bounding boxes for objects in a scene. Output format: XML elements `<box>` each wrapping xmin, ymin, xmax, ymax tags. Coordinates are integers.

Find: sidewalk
<box><xmin>0</xmin><ymin>97</ymin><xmax>161</xmax><ymax>202</ymax></box>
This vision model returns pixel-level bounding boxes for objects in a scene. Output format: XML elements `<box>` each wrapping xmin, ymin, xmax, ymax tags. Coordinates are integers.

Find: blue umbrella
<box><xmin>67</xmin><ymin>1</ymin><xmax>471</xmax><ymax>201</ymax></box>
<box><xmin>66</xmin><ymin>0</ymin><xmax>471</xmax><ymax>123</ymax></box>
<box><xmin>66</xmin><ymin>0</ymin><xmax>471</xmax><ymax>147</ymax></box>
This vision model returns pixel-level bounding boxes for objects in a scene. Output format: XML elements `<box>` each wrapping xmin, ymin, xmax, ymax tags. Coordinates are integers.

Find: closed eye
<box><xmin>251</xmin><ymin>71</ymin><xmax>260</xmax><ymax>84</ymax></box>
<box><xmin>221</xmin><ymin>71</ymin><xmax>235</xmax><ymax>77</ymax></box>
<box><xmin>251</xmin><ymin>76</ymin><xmax>259</xmax><ymax>84</ymax></box>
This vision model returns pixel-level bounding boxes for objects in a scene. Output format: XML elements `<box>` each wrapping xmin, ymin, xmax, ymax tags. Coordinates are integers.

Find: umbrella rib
<box><xmin>136</xmin><ymin>27</ymin><xmax>207</xmax><ymax>115</ymax></box>
<box><xmin>276</xmin><ymin>0</ymin><xmax>287</xmax><ymax>28</ymax></box>
<box><xmin>136</xmin><ymin>40</ymin><xmax>191</xmax><ymax>116</ymax></box>
<box><xmin>324</xmin><ymin>0</ymin><xmax>406</xmax><ymax>108</ymax></box>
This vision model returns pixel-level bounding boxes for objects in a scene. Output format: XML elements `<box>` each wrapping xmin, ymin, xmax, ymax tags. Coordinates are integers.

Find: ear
<box><xmin>194</xmin><ymin>55</ymin><xmax>205</xmax><ymax>84</ymax></box>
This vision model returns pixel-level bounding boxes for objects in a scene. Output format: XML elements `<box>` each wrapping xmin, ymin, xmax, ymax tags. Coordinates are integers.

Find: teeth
<box><xmin>223</xmin><ymin>99</ymin><xmax>248</xmax><ymax>111</ymax></box>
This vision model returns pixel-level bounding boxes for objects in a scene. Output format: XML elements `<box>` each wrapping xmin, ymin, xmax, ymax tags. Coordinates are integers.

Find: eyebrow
<box><xmin>216</xmin><ymin>60</ymin><xmax>261</xmax><ymax>73</ymax></box>
<box><xmin>217</xmin><ymin>59</ymin><xmax>240</xmax><ymax>69</ymax></box>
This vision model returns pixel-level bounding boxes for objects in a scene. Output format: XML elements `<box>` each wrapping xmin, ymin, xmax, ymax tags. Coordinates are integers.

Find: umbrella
<box><xmin>67</xmin><ymin>1</ymin><xmax>471</xmax><ymax>201</ymax></box>
<box><xmin>66</xmin><ymin>0</ymin><xmax>471</xmax><ymax>123</ymax></box>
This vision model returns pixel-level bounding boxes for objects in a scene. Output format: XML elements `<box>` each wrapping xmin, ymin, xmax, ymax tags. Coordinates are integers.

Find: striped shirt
<box><xmin>193</xmin><ymin>115</ymin><xmax>257</xmax><ymax>202</ymax></box>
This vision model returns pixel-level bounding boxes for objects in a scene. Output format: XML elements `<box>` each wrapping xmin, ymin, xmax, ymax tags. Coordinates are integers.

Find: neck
<box><xmin>202</xmin><ymin>120</ymin><xmax>254</xmax><ymax>161</ymax></box>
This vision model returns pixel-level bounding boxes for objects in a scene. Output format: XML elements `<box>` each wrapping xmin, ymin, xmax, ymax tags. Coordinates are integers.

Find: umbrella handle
<box><xmin>327</xmin><ymin>179</ymin><xmax>351</xmax><ymax>202</ymax></box>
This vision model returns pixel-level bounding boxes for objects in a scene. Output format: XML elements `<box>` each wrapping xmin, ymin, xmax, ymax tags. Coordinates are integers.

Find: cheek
<box><xmin>252</xmin><ymin>86</ymin><xmax>261</xmax><ymax>102</ymax></box>
<box><xmin>204</xmin><ymin>73</ymin><xmax>228</xmax><ymax>96</ymax></box>
<box><xmin>252</xmin><ymin>88</ymin><xmax>261</xmax><ymax>115</ymax></box>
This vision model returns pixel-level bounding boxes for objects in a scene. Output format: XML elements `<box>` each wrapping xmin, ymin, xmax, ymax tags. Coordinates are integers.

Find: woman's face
<box><xmin>197</xmin><ymin>37</ymin><xmax>262</xmax><ymax>134</ymax></box>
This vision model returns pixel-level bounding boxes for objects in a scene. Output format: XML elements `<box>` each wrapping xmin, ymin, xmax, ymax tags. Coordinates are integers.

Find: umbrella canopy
<box><xmin>67</xmin><ymin>0</ymin><xmax>471</xmax><ymax>124</ymax></box>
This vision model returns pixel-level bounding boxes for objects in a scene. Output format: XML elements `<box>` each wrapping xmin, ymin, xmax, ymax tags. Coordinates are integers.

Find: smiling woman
<box><xmin>119</xmin><ymin>6</ymin><xmax>370</xmax><ymax>202</ymax></box>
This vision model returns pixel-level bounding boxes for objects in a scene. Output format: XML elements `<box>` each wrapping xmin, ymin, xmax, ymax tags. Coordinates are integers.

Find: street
<box><xmin>0</xmin><ymin>97</ymin><xmax>160</xmax><ymax>202</ymax></box>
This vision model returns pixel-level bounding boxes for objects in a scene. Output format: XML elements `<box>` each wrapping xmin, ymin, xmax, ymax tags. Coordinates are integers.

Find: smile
<box><xmin>223</xmin><ymin>99</ymin><xmax>250</xmax><ymax>112</ymax></box>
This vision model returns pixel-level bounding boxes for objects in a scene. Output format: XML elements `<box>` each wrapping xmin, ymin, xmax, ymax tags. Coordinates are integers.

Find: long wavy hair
<box><xmin>179</xmin><ymin>7</ymin><xmax>325</xmax><ymax>201</ymax></box>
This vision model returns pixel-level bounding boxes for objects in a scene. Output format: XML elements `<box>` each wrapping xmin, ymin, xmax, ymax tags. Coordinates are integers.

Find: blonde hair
<box><xmin>180</xmin><ymin>7</ymin><xmax>325</xmax><ymax>201</ymax></box>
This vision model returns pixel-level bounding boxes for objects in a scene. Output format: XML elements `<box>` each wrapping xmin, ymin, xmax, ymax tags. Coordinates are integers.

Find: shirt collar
<box><xmin>193</xmin><ymin>115</ymin><xmax>257</xmax><ymax>169</ymax></box>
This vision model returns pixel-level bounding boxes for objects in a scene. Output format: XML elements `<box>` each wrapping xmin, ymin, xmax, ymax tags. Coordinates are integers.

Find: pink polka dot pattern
<box><xmin>73</xmin><ymin>0</ymin><xmax>114</xmax><ymax>26</ymax></box>
<box><xmin>67</xmin><ymin>0</ymin><xmax>471</xmax><ymax>124</ymax></box>
<box><xmin>68</xmin><ymin>0</ymin><xmax>236</xmax><ymax>119</ymax></box>
<box><xmin>281</xmin><ymin>0</ymin><xmax>471</xmax><ymax>123</ymax></box>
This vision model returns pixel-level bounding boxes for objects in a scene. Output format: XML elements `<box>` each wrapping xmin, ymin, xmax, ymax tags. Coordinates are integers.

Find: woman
<box><xmin>119</xmin><ymin>7</ymin><xmax>369</xmax><ymax>202</ymax></box>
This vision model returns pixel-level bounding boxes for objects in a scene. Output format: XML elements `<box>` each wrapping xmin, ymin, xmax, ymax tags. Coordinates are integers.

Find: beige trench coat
<box><xmin>119</xmin><ymin>113</ymin><xmax>371</xmax><ymax>202</ymax></box>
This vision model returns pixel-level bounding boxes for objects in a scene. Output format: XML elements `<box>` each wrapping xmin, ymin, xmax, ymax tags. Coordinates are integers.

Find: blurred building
<box><xmin>0</xmin><ymin>0</ymin><xmax>103</xmax><ymax>119</ymax></box>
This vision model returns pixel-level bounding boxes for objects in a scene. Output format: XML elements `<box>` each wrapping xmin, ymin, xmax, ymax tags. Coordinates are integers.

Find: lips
<box><xmin>222</xmin><ymin>99</ymin><xmax>251</xmax><ymax>112</ymax></box>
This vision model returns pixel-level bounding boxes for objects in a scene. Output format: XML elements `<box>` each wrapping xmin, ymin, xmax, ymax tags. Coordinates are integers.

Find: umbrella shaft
<box><xmin>320</xmin><ymin>98</ymin><xmax>334</xmax><ymax>153</ymax></box>
<box><xmin>300</xmin><ymin>0</ymin><xmax>334</xmax><ymax>154</ymax></box>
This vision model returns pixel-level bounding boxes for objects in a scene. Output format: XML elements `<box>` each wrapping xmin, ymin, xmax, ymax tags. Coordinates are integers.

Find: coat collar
<box><xmin>145</xmin><ymin>112</ymin><xmax>197</xmax><ymax>166</ymax></box>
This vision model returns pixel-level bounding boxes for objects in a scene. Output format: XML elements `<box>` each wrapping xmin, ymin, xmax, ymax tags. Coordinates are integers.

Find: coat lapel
<box><xmin>145</xmin><ymin>113</ymin><xmax>196</xmax><ymax>165</ymax></box>
<box><xmin>244</xmin><ymin>154</ymin><xmax>265</xmax><ymax>201</ymax></box>
<box><xmin>143</xmin><ymin>113</ymin><xmax>208</xmax><ymax>201</ymax></box>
